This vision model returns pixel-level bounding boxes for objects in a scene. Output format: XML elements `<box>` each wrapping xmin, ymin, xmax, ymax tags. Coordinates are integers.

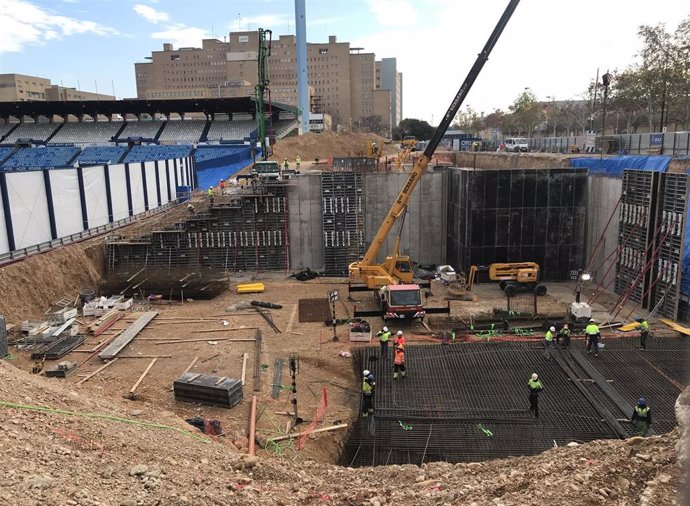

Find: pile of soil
<box><xmin>0</xmin><ymin>360</ymin><xmax>684</xmax><ymax>505</ymax></box>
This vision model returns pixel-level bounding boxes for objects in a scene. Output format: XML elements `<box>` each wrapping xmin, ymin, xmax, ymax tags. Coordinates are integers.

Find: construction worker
<box><xmin>393</xmin><ymin>330</ymin><xmax>406</xmax><ymax>349</ymax></box>
<box><xmin>362</xmin><ymin>370</ymin><xmax>375</xmax><ymax>417</ymax></box>
<box><xmin>207</xmin><ymin>186</ymin><xmax>214</xmax><ymax>205</ymax></box>
<box><xmin>557</xmin><ymin>323</ymin><xmax>571</xmax><ymax>348</ymax></box>
<box><xmin>186</xmin><ymin>202</ymin><xmax>195</xmax><ymax>215</ymax></box>
<box><xmin>528</xmin><ymin>373</ymin><xmax>543</xmax><ymax>418</ymax></box>
<box><xmin>295</xmin><ymin>155</ymin><xmax>301</xmax><ymax>170</ymax></box>
<box><xmin>586</xmin><ymin>319</ymin><xmax>601</xmax><ymax>357</ymax></box>
<box><xmin>283</xmin><ymin>158</ymin><xmax>289</xmax><ymax>170</ymax></box>
<box><xmin>393</xmin><ymin>346</ymin><xmax>406</xmax><ymax>379</ymax></box>
<box><xmin>544</xmin><ymin>326</ymin><xmax>555</xmax><ymax>360</ymax></box>
<box><xmin>219</xmin><ymin>179</ymin><xmax>226</xmax><ymax>195</ymax></box>
<box><xmin>377</xmin><ymin>326</ymin><xmax>391</xmax><ymax>358</ymax></box>
<box><xmin>631</xmin><ymin>397</ymin><xmax>651</xmax><ymax>436</ymax></box>
<box><xmin>636</xmin><ymin>317</ymin><xmax>649</xmax><ymax>350</ymax></box>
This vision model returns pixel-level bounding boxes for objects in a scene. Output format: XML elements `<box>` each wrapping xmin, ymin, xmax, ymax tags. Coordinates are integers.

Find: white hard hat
<box><xmin>549</xmin><ymin>326</ymin><xmax>556</xmax><ymax>332</ymax></box>
<box><xmin>363</xmin><ymin>370</ymin><xmax>370</xmax><ymax>377</ymax></box>
<box><xmin>563</xmin><ymin>324</ymin><xmax>569</xmax><ymax>329</ymax></box>
<box><xmin>397</xmin><ymin>331</ymin><xmax>403</xmax><ymax>336</ymax></box>
<box><xmin>531</xmin><ymin>373</ymin><xmax>538</xmax><ymax>381</ymax></box>
<box><xmin>383</xmin><ymin>326</ymin><xmax>388</xmax><ymax>332</ymax></box>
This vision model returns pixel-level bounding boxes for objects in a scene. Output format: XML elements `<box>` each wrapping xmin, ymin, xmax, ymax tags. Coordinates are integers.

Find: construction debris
<box><xmin>251</xmin><ymin>300</ymin><xmax>283</xmax><ymax>309</ymax></box>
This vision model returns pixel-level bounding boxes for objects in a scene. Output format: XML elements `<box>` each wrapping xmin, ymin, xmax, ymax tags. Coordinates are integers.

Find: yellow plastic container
<box><xmin>236</xmin><ymin>283</ymin><xmax>265</xmax><ymax>294</ymax></box>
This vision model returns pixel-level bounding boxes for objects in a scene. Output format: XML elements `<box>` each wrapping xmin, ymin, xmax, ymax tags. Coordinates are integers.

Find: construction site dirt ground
<box><xmin>4</xmin><ymin>266</ymin><xmax>682</xmax><ymax>465</ymax></box>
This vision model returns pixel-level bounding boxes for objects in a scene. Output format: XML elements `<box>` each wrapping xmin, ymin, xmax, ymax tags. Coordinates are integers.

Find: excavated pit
<box><xmin>341</xmin><ymin>337</ymin><xmax>690</xmax><ymax>467</ymax></box>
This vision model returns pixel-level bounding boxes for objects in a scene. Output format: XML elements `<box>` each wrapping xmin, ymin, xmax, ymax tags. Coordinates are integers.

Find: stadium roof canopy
<box><xmin>0</xmin><ymin>97</ymin><xmax>297</xmax><ymax>121</ymax></box>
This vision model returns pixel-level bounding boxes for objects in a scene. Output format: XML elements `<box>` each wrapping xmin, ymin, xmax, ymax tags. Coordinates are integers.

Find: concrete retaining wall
<box><xmin>586</xmin><ymin>174</ymin><xmax>622</xmax><ymax>289</ymax></box>
<box><xmin>288</xmin><ymin>174</ymin><xmax>325</xmax><ymax>271</ymax></box>
<box><xmin>363</xmin><ymin>171</ymin><xmax>446</xmax><ymax>266</ymax></box>
<box><xmin>287</xmin><ymin>171</ymin><xmax>446</xmax><ymax>271</ymax></box>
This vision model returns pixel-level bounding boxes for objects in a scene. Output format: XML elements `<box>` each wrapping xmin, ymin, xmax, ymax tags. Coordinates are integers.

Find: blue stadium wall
<box><xmin>0</xmin><ymin>155</ymin><xmax>196</xmax><ymax>258</ymax></box>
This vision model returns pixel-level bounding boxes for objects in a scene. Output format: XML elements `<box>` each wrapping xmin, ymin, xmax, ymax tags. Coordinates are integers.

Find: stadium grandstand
<box><xmin>76</xmin><ymin>146</ymin><xmax>128</xmax><ymax>166</ymax></box>
<box><xmin>49</xmin><ymin>121</ymin><xmax>124</xmax><ymax>146</ymax></box>
<box><xmin>0</xmin><ymin>98</ymin><xmax>297</xmax><ymax>186</ymax></box>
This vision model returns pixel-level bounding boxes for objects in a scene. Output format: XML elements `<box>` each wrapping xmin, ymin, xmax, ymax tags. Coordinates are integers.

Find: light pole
<box><xmin>546</xmin><ymin>95</ymin><xmax>556</xmax><ymax>136</ymax></box>
<box><xmin>599</xmin><ymin>71</ymin><xmax>612</xmax><ymax>157</ymax></box>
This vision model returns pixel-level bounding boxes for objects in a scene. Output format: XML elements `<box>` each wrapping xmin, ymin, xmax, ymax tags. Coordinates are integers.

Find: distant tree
<box><xmin>508</xmin><ymin>90</ymin><xmax>539</xmax><ymax>136</ymax></box>
<box><xmin>398</xmin><ymin>118</ymin><xmax>434</xmax><ymax>140</ymax></box>
<box><xmin>483</xmin><ymin>109</ymin><xmax>506</xmax><ymax>130</ymax></box>
<box><xmin>453</xmin><ymin>106</ymin><xmax>484</xmax><ymax>136</ymax></box>
<box><xmin>391</xmin><ymin>125</ymin><xmax>403</xmax><ymax>140</ymax></box>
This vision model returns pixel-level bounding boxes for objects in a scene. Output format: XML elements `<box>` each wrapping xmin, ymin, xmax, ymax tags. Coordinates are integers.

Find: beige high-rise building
<box><xmin>375</xmin><ymin>58</ymin><xmax>403</xmax><ymax>130</ymax></box>
<box><xmin>134</xmin><ymin>32</ymin><xmax>396</xmax><ymax>131</ymax></box>
<box><xmin>0</xmin><ymin>74</ymin><xmax>114</xmax><ymax>103</ymax></box>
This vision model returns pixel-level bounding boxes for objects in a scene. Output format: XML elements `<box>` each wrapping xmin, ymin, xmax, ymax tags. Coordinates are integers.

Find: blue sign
<box><xmin>650</xmin><ymin>133</ymin><xmax>664</xmax><ymax>147</ymax></box>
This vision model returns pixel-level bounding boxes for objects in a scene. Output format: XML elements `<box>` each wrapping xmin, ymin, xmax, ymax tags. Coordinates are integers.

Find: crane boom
<box><xmin>355</xmin><ymin>0</ymin><xmax>520</xmax><ymax>271</ymax></box>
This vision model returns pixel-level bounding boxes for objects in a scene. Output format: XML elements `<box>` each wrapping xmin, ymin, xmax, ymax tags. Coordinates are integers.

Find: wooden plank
<box><xmin>201</xmin><ymin>353</ymin><xmax>220</xmax><ymax>364</ymax></box>
<box><xmin>253</xmin><ymin>330</ymin><xmax>262</xmax><ymax>392</ymax></box>
<box><xmin>190</xmin><ymin>327</ymin><xmax>258</xmax><ymax>334</ymax></box>
<box><xmin>241</xmin><ymin>352</ymin><xmax>249</xmax><ymax>386</ymax></box>
<box><xmin>77</xmin><ymin>330</ymin><xmax>123</xmax><ymax>367</ymax></box>
<box><xmin>155</xmin><ymin>337</ymin><xmax>255</xmax><ymax>345</ymax></box>
<box><xmin>118</xmin><ymin>355</ymin><xmax>172</xmax><ymax>359</ymax></box>
<box><xmin>618</xmin><ymin>322</ymin><xmax>640</xmax><ymax>332</ymax></box>
<box><xmin>77</xmin><ymin>358</ymin><xmax>119</xmax><ymax>385</ymax></box>
<box><xmin>267</xmin><ymin>423</ymin><xmax>348</xmax><ymax>443</ymax></box>
<box><xmin>170</xmin><ymin>356</ymin><xmax>199</xmax><ymax>391</ymax></box>
<box><xmin>92</xmin><ymin>312</ymin><xmax>125</xmax><ymax>337</ymax></box>
<box><xmin>659</xmin><ymin>318</ymin><xmax>690</xmax><ymax>336</ymax></box>
<box><xmin>128</xmin><ymin>358</ymin><xmax>158</xmax><ymax>396</ymax></box>
<box><xmin>99</xmin><ymin>311</ymin><xmax>158</xmax><ymax>360</ymax></box>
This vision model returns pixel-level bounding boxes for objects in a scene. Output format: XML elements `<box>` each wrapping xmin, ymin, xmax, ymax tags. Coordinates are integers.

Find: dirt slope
<box><xmin>270</xmin><ymin>131</ymin><xmax>396</xmax><ymax>163</ymax></box>
<box><xmin>0</xmin><ymin>360</ymin><xmax>683</xmax><ymax>506</ymax></box>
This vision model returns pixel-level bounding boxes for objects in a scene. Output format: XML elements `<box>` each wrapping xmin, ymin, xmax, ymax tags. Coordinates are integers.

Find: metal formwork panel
<box><xmin>650</xmin><ymin>173</ymin><xmax>688</xmax><ymax>318</ymax></box>
<box><xmin>107</xmin><ymin>183</ymin><xmax>290</xmax><ymax>274</ymax></box>
<box><xmin>615</xmin><ymin>170</ymin><xmax>657</xmax><ymax>306</ymax></box>
<box><xmin>322</xmin><ymin>172</ymin><xmax>365</xmax><ymax>276</ymax></box>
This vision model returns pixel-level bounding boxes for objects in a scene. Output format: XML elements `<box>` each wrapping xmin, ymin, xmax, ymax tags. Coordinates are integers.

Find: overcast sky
<box><xmin>0</xmin><ymin>0</ymin><xmax>687</xmax><ymax>124</ymax></box>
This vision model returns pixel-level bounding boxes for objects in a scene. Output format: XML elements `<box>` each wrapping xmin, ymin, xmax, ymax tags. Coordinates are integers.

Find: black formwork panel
<box><xmin>174</xmin><ymin>373</ymin><xmax>243</xmax><ymax>408</ymax></box>
<box><xmin>446</xmin><ymin>168</ymin><xmax>587</xmax><ymax>280</ymax></box>
<box><xmin>615</xmin><ymin>170</ymin><xmax>658</xmax><ymax>307</ymax></box>
<box><xmin>322</xmin><ymin>172</ymin><xmax>364</xmax><ymax>276</ymax></box>
<box><xmin>650</xmin><ymin>173</ymin><xmax>689</xmax><ymax>318</ymax></box>
<box><xmin>107</xmin><ymin>185</ymin><xmax>289</xmax><ymax>274</ymax></box>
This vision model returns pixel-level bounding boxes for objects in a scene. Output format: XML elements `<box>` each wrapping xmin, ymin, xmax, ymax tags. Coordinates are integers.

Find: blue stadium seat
<box><xmin>2</xmin><ymin>146</ymin><xmax>80</xmax><ymax>169</ymax></box>
<box><xmin>194</xmin><ymin>146</ymin><xmax>247</xmax><ymax>162</ymax></box>
<box><xmin>76</xmin><ymin>146</ymin><xmax>128</xmax><ymax>165</ymax></box>
<box><xmin>122</xmin><ymin>145</ymin><xmax>193</xmax><ymax>163</ymax></box>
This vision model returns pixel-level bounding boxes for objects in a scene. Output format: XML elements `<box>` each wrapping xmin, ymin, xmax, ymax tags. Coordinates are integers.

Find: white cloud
<box><xmin>367</xmin><ymin>0</ymin><xmax>417</xmax><ymax>27</ymax></box>
<box><xmin>237</xmin><ymin>13</ymin><xmax>291</xmax><ymax>31</ymax></box>
<box><xmin>151</xmin><ymin>24</ymin><xmax>210</xmax><ymax>48</ymax></box>
<box><xmin>132</xmin><ymin>4</ymin><xmax>169</xmax><ymax>24</ymax></box>
<box><xmin>0</xmin><ymin>0</ymin><xmax>118</xmax><ymax>53</ymax></box>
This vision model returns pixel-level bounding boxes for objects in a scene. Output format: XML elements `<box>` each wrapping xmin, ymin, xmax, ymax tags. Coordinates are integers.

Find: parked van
<box><xmin>503</xmin><ymin>138</ymin><xmax>530</xmax><ymax>152</ymax></box>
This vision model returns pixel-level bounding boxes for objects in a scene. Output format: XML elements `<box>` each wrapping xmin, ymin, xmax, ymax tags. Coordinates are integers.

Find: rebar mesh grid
<box><xmin>342</xmin><ymin>337</ymin><xmax>689</xmax><ymax>467</ymax></box>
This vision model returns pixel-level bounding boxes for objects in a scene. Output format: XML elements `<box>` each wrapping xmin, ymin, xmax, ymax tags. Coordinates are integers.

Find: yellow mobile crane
<box><xmin>349</xmin><ymin>0</ymin><xmax>521</xmax><ymax>320</ymax></box>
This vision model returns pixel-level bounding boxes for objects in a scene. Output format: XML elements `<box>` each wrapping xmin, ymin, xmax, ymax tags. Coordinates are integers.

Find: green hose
<box><xmin>0</xmin><ymin>400</ymin><xmax>208</xmax><ymax>442</ymax></box>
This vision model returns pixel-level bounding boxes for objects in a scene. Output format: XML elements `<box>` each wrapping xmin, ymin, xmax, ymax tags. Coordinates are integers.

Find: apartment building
<box><xmin>375</xmin><ymin>58</ymin><xmax>403</xmax><ymax>129</ymax></box>
<box><xmin>0</xmin><ymin>74</ymin><xmax>114</xmax><ymax>102</ymax></box>
<box><xmin>134</xmin><ymin>32</ymin><xmax>398</xmax><ymax>131</ymax></box>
